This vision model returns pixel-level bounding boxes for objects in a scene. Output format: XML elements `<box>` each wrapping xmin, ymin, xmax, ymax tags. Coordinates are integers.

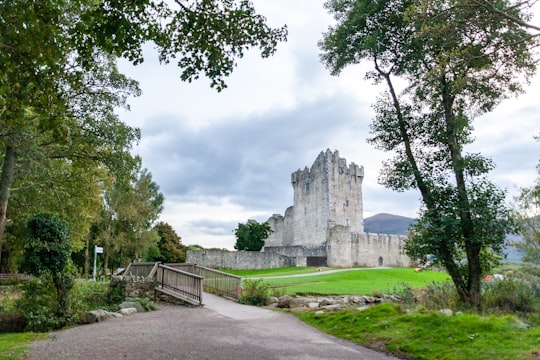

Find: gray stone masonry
<box><xmin>264</xmin><ymin>149</ymin><xmax>413</xmax><ymax>268</ymax></box>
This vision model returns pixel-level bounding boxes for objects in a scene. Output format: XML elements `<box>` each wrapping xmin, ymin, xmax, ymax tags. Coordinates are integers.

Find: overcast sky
<box><xmin>118</xmin><ymin>0</ymin><xmax>540</xmax><ymax>249</ymax></box>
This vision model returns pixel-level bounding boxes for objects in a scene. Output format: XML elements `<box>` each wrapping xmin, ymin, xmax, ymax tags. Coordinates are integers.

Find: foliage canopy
<box><xmin>0</xmin><ymin>0</ymin><xmax>286</xmax><ymax>270</ymax></box>
<box><xmin>234</xmin><ymin>220</ymin><xmax>273</xmax><ymax>251</ymax></box>
<box><xmin>320</xmin><ymin>0</ymin><xmax>538</xmax><ymax>308</ymax></box>
<box><xmin>21</xmin><ymin>214</ymin><xmax>74</xmax><ymax>324</ymax></box>
<box><xmin>515</xmin><ymin>161</ymin><xmax>540</xmax><ymax>265</ymax></box>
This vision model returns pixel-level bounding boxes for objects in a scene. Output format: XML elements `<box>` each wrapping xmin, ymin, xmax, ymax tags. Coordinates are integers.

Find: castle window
<box><xmin>345</xmin><ymin>218</ymin><xmax>349</xmax><ymax>226</ymax></box>
<box><xmin>305</xmin><ymin>182</ymin><xmax>310</xmax><ymax>192</ymax></box>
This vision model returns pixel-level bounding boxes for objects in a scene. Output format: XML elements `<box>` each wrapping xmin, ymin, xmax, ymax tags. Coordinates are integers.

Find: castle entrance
<box><xmin>306</xmin><ymin>256</ymin><xmax>327</xmax><ymax>267</ymax></box>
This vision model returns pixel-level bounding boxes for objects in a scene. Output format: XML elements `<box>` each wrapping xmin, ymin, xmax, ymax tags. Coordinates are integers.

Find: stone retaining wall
<box><xmin>186</xmin><ymin>249</ymin><xmax>296</xmax><ymax>270</ymax></box>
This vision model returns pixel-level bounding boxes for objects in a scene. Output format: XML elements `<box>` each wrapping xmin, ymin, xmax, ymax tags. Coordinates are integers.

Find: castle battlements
<box><xmin>264</xmin><ymin>149</ymin><xmax>411</xmax><ymax>268</ymax></box>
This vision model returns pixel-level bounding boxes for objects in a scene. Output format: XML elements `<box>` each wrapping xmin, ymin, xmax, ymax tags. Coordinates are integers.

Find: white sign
<box><xmin>93</xmin><ymin>246</ymin><xmax>104</xmax><ymax>281</ymax></box>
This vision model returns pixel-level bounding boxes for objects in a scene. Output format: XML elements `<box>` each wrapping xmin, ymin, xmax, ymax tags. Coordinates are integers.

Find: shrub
<box><xmin>398</xmin><ymin>281</ymin><xmax>460</xmax><ymax>311</ymax></box>
<box><xmin>239</xmin><ymin>279</ymin><xmax>268</xmax><ymax>306</ymax></box>
<box><xmin>394</xmin><ymin>283</ymin><xmax>416</xmax><ymax>307</ymax></box>
<box><xmin>106</xmin><ymin>280</ymin><xmax>126</xmax><ymax>306</ymax></box>
<box><xmin>16</xmin><ymin>277</ymin><xmax>64</xmax><ymax>332</ymax></box>
<box><xmin>482</xmin><ymin>278</ymin><xmax>536</xmax><ymax>313</ymax></box>
<box><xmin>130</xmin><ymin>297</ymin><xmax>157</xmax><ymax>311</ymax></box>
<box><xmin>21</xmin><ymin>214</ymin><xmax>74</xmax><ymax>324</ymax></box>
<box><xmin>69</xmin><ymin>280</ymin><xmax>111</xmax><ymax>324</ymax></box>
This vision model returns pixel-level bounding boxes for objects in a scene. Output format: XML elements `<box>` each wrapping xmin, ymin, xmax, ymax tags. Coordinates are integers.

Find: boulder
<box><xmin>308</xmin><ymin>302</ymin><xmax>319</xmax><ymax>309</ymax></box>
<box><xmin>319</xmin><ymin>298</ymin><xmax>333</xmax><ymax>306</ymax></box>
<box><xmin>82</xmin><ymin>309</ymin><xmax>116</xmax><ymax>324</ymax></box>
<box><xmin>119</xmin><ymin>307</ymin><xmax>138</xmax><ymax>316</ymax></box>
<box><xmin>349</xmin><ymin>295</ymin><xmax>365</xmax><ymax>304</ymax></box>
<box><xmin>439</xmin><ymin>309</ymin><xmax>453</xmax><ymax>316</ymax></box>
<box><xmin>362</xmin><ymin>296</ymin><xmax>376</xmax><ymax>303</ymax></box>
<box><xmin>277</xmin><ymin>295</ymin><xmax>293</xmax><ymax>308</ymax></box>
<box><xmin>265</xmin><ymin>296</ymin><xmax>278</xmax><ymax>306</ymax></box>
<box><xmin>120</xmin><ymin>301</ymin><xmax>145</xmax><ymax>313</ymax></box>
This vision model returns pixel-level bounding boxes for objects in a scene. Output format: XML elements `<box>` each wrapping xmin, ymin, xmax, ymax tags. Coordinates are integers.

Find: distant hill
<box><xmin>364</xmin><ymin>213</ymin><xmax>415</xmax><ymax>235</ymax></box>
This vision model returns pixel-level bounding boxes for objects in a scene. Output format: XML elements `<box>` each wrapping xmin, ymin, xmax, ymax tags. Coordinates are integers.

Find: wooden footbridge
<box><xmin>122</xmin><ymin>262</ymin><xmax>242</xmax><ymax>306</ymax></box>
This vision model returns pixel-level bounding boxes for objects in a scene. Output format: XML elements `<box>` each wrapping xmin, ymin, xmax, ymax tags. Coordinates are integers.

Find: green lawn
<box><xmin>0</xmin><ymin>332</ymin><xmax>48</xmax><ymax>360</ymax></box>
<box><xmin>235</xmin><ymin>267</ymin><xmax>450</xmax><ymax>296</ymax></box>
<box><xmin>297</xmin><ymin>303</ymin><xmax>540</xmax><ymax>360</ymax></box>
<box><xmin>222</xmin><ymin>266</ymin><xmax>323</xmax><ymax>277</ymax></box>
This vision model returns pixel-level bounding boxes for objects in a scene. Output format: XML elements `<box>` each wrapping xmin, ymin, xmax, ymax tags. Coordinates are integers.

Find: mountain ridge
<box><xmin>363</xmin><ymin>213</ymin><xmax>415</xmax><ymax>235</ymax></box>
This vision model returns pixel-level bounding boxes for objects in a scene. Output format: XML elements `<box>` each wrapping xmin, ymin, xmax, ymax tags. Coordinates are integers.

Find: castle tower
<box><xmin>290</xmin><ymin>149</ymin><xmax>364</xmax><ymax>247</ymax></box>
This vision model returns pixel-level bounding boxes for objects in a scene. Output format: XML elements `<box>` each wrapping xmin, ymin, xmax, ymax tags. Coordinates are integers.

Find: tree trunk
<box><xmin>380</xmin><ymin>68</ymin><xmax>434</xmax><ymax>208</ymax></box>
<box><xmin>440</xmin><ymin>75</ymin><xmax>481</xmax><ymax>309</ymax></box>
<box><xmin>104</xmin><ymin>251</ymin><xmax>109</xmax><ymax>280</ymax></box>
<box><xmin>0</xmin><ymin>146</ymin><xmax>17</xmax><ymax>267</ymax></box>
<box><xmin>53</xmin><ymin>274</ymin><xmax>73</xmax><ymax>326</ymax></box>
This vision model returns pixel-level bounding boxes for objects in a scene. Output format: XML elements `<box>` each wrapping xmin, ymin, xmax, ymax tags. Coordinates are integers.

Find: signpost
<box><xmin>93</xmin><ymin>246</ymin><xmax>103</xmax><ymax>281</ymax></box>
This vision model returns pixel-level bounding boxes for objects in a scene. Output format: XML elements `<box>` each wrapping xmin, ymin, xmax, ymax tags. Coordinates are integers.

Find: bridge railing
<box><xmin>122</xmin><ymin>262</ymin><xmax>159</xmax><ymax>278</ymax></box>
<box><xmin>0</xmin><ymin>273</ymin><xmax>32</xmax><ymax>281</ymax></box>
<box><xmin>166</xmin><ymin>263</ymin><xmax>242</xmax><ymax>300</ymax></box>
<box><xmin>164</xmin><ymin>263</ymin><xmax>196</xmax><ymax>274</ymax></box>
<box><xmin>156</xmin><ymin>264</ymin><xmax>203</xmax><ymax>305</ymax></box>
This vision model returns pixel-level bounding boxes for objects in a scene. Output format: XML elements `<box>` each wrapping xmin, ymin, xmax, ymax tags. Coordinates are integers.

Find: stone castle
<box><xmin>263</xmin><ymin>149</ymin><xmax>412</xmax><ymax>268</ymax></box>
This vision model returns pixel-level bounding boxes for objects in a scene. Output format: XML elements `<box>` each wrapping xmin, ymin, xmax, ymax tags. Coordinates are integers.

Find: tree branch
<box><xmin>471</xmin><ymin>0</ymin><xmax>540</xmax><ymax>31</ymax></box>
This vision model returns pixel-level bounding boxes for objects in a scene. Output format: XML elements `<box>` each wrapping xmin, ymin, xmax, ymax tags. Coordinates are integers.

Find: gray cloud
<box><xmin>188</xmin><ymin>219</ymin><xmax>239</xmax><ymax>237</ymax></box>
<box><xmin>138</xmin><ymin>92</ymin><xmax>368</xmax><ymax>213</ymax></box>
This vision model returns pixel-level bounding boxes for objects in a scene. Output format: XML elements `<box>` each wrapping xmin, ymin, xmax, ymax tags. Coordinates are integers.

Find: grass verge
<box><xmin>0</xmin><ymin>332</ymin><xmax>48</xmax><ymax>360</ymax></box>
<box><xmin>296</xmin><ymin>304</ymin><xmax>540</xmax><ymax>360</ymax></box>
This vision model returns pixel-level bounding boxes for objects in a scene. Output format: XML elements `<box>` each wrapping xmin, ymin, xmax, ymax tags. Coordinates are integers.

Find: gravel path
<box><xmin>28</xmin><ymin>293</ymin><xmax>399</xmax><ymax>360</ymax></box>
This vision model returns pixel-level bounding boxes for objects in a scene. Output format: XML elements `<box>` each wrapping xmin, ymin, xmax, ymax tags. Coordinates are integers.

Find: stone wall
<box><xmin>266</xmin><ymin>149</ymin><xmax>365</xmax><ymax>250</ymax></box>
<box><xmin>327</xmin><ymin>226</ymin><xmax>413</xmax><ymax>268</ymax></box>
<box><xmin>261</xmin><ymin>149</ymin><xmax>413</xmax><ymax>269</ymax></box>
<box><xmin>263</xmin><ymin>245</ymin><xmax>326</xmax><ymax>257</ymax></box>
<box><xmin>186</xmin><ymin>249</ymin><xmax>296</xmax><ymax>270</ymax></box>
<box><xmin>109</xmin><ymin>275</ymin><xmax>155</xmax><ymax>301</ymax></box>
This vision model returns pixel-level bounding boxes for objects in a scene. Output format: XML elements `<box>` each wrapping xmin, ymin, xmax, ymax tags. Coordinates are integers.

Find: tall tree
<box><xmin>515</xmin><ymin>139</ymin><xmax>540</xmax><ymax>265</ymax></box>
<box><xmin>320</xmin><ymin>0</ymin><xmax>538</xmax><ymax>308</ymax></box>
<box><xmin>234</xmin><ymin>220</ymin><xmax>272</xmax><ymax>251</ymax></box>
<box><xmin>0</xmin><ymin>50</ymin><xmax>141</xmax><ymax>270</ymax></box>
<box><xmin>0</xmin><ymin>0</ymin><xmax>287</xmax><ymax>265</ymax></box>
<box><xmin>94</xmin><ymin>164</ymin><xmax>164</xmax><ymax>272</ymax></box>
<box><xmin>146</xmin><ymin>222</ymin><xmax>186</xmax><ymax>263</ymax></box>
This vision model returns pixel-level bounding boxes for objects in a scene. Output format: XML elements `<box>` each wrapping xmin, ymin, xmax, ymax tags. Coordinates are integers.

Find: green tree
<box><xmin>234</xmin><ymin>220</ymin><xmax>272</xmax><ymax>251</ymax></box>
<box><xmin>146</xmin><ymin>222</ymin><xmax>186</xmax><ymax>263</ymax></box>
<box><xmin>320</xmin><ymin>0</ymin><xmax>537</xmax><ymax>308</ymax></box>
<box><xmin>0</xmin><ymin>3</ymin><xmax>141</xmax><ymax>269</ymax></box>
<box><xmin>21</xmin><ymin>214</ymin><xmax>73</xmax><ymax>325</ymax></box>
<box><xmin>0</xmin><ymin>0</ymin><xmax>287</xmax><ymax>267</ymax></box>
<box><xmin>515</xmin><ymin>149</ymin><xmax>540</xmax><ymax>265</ymax></box>
<box><xmin>94</xmin><ymin>164</ymin><xmax>164</xmax><ymax>273</ymax></box>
